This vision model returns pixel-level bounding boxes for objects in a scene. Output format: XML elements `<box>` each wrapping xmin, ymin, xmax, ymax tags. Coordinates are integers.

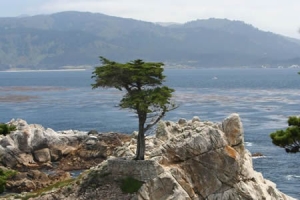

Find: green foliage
<box><xmin>270</xmin><ymin>116</ymin><xmax>300</xmax><ymax>153</ymax></box>
<box><xmin>0</xmin><ymin>124</ymin><xmax>16</xmax><ymax>136</ymax></box>
<box><xmin>288</xmin><ymin>116</ymin><xmax>300</xmax><ymax>126</ymax></box>
<box><xmin>92</xmin><ymin>57</ymin><xmax>176</xmax><ymax>159</ymax></box>
<box><xmin>92</xmin><ymin>57</ymin><xmax>175</xmax><ymax>116</ymax></box>
<box><xmin>120</xmin><ymin>177</ymin><xmax>144</xmax><ymax>194</ymax></box>
<box><xmin>0</xmin><ymin>168</ymin><xmax>17</xmax><ymax>193</ymax></box>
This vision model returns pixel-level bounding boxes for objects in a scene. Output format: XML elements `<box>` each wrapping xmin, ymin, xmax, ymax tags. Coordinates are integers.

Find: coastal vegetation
<box><xmin>270</xmin><ymin>116</ymin><xmax>300</xmax><ymax>153</ymax></box>
<box><xmin>120</xmin><ymin>176</ymin><xmax>144</xmax><ymax>194</ymax></box>
<box><xmin>12</xmin><ymin>178</ymin><xmax>75</xmax><ymax>200</ymax></box>
<box><xmin>0</xmin><ymin>123</ymin><xmax>16</xmax><ymax>136</ymax></box>
<box><xmin>92</xmin><ymin>57</ymin><xmax>176</xmax><ymax>160</ymax></box>
<box><xmin>0</xmin><ymin>168</ymin><xmax>16</xmax><ymax>193</ymax></box>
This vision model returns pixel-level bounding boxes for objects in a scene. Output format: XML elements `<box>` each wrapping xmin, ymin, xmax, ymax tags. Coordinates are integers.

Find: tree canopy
<box><xmin>270</xmin><ymin>116</ymin><xmax>300</xmax><ymax>153</ymax></box>
<box><xmin>92</xmin><ymin>57</ymin><xmax>176</xmax><ymax>160</ymax></box>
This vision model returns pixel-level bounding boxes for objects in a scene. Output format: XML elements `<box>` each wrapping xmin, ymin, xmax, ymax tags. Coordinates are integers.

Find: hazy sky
<box><xmin>1</xmin><ymin>0</ymin><xmax>299</xmax><ymax>39</ymax></box>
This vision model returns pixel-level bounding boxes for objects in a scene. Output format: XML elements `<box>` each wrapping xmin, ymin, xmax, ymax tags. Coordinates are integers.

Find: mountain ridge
<box><xmin>0</xmin><ymin>11</ymin><xmax>299</xmax><ymax>70</ymax></box>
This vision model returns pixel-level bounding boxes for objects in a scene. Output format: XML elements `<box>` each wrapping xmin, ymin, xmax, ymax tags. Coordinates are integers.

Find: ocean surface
<box><xmin>0</xmin><ymin>68</ymin><xmax>299</xmax><ymax>198</ymax></box>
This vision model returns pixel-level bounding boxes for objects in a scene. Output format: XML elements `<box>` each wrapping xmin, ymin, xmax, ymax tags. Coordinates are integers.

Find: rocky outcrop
<box><xmin>0</xmin><ymin>119</ymin><xmax>88</xmax><ymax>169</ymax></box>
<box><xmin>16</xmin><ymin>114</ymin><xmax>295</xmax><ymax>200</ymax></box>
<box><xmin>57</xmin><ymin>132</ymin><xmax>131</xmax><ymax>171</ymax></box>
<box><xmin>136</xmin><ymin>113</ymin><xmax>288</xmax><ymax>200</ymax></box>
<box><xmin>0</xmin><ymin>119</ymin><xmax>132</xmax><ymax>194</ymax></box>
<box><xmin>0</xmin><ymin>119</ymin><xmax>131</xmax><ymax>170</ymax></box>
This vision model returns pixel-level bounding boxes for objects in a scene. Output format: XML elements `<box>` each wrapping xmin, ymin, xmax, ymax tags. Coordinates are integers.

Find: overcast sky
<box><xmin>1</xmin><ymin>0</ymin><xmax>299</xmax><ymax>39</ymax></box>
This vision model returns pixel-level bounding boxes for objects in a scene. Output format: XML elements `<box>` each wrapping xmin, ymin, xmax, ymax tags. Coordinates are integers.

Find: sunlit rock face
<box><xmin>7</xmin><ymin>114</ymin><xmax>295</xmax><ymax>200</ymax></box>
<box><xmin>49</xmin><ymin>113</ymin><xmax>292</xmax><ymax>200</ymax></box>
<box><xmin>115</xmin><ymin>113</ymin><xmax>294</xmax><ymax>200</ymax></box>
<box><xmin>0</xmin><ymin>119</ymin><xmax>88</xmax><ymax>168</ymax></box>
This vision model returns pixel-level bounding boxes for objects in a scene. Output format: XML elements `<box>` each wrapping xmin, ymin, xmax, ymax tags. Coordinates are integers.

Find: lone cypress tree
<box><xmin>270</xmin><ymin>116</ymin><xmax>300</xmax><ymax>153</ymax></box>
<box><xmin>92</xmin><ymin>57</ymin><xmax>176</xmax><ymax>160</ymax></box>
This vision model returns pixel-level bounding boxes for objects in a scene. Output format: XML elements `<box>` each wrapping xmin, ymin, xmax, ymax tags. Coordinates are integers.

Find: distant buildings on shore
<box><xmin>261</xmin><ymin>64</ymin><xmax>300</xmax><ymax>69</ymax></box>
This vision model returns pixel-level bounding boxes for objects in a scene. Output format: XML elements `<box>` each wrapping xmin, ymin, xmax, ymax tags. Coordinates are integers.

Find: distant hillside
<box><xmin>0</xmin><ymin>11</ymin><xmax>299</xmax><ymax>70</ymax></box>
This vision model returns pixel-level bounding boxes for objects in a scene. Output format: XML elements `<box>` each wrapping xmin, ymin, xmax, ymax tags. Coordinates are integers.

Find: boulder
<box><xmin>252</xmin><ymin>152</ymin><xmax>264</xmax><ymax>157</ymax></box>
<box><xmin>0</xmin><ymin>136</ymin><xmax>15</xmax><ymax>148</ymax></box>
<box><xmin>87</xmin><ymin>130</ymin><xmax>99</xmax><ymax>135</ymax></box>
<box><xmin>220</xmin><ymin>113</ymin><xmax>244</xmax><ymax>154</ymax></box>
<box><xmin>178</xmin><ymin>118</ymin><xmax>187</xmax><ymax>125</ymax></box>
<box><xmin>11</xmin><ymin>130</ymin><xmax>32</xmax><ymax>153</ymax></box>
<box><xmin>155</xmin><ymin>121</ymin><xmax>170</xmax><ymax>141</ymax></box>
<box><xmin>0</xmin><ymin>152</ymin><xmax>17</xmax><ymax>168</ymax></box>
<box><xmin>16</xmin><ymin>153</ymin><xmax>37</xmax><ymax>168</ymax></box>
<box><xmin>192</xmin><ymin>116</ymin><xmax>201</xmax><ymax>122</ymax></box>
<box><xmin>48</xmin><ymin>170</ymin><xmax>71</xmax><ymax>182</ymax></box>
<box><xmin>30</xmin><ymin>129</ymin><xmax>49</xmax><ymax>151</ymax></box>
<box><xmin>33</xmin><ymin>148</ymin><xmax>51</xmax><ymax>163</ymax></box>
<box><xmin>84</xmin><ymin>136</ymin><xmax>99</xmax><ymax>150</ymax></box>
<box><xmin>140</xmin><ymin>171</ymin><xmax>191</xmax><ymax>200</ymax></box>
<box><xmin>49</xmin><ymin>146</ymin><xmax>63</xmax><ymax>161</ymax></box>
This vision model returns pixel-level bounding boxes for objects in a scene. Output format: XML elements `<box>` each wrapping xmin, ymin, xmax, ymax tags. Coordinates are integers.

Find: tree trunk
<box><xmin>135</xmin><ymin>117</ymin><xmax>145</xmax><ymax>160</ymax></box>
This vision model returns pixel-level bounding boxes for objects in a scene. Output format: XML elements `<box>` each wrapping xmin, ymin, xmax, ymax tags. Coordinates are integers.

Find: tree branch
<box><xmin>144</xmin><ymin>110</ymin><xmax>166</xmax><ymax>133</ymax></box>
<box><xmin>144</xmin><ymin>104</ymin><xmax>178</xmax><ymax>133</ymax></box>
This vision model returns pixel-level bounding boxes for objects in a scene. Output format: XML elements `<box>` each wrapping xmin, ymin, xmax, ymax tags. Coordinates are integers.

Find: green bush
<box><xmin>0</xmin><ymin>168</ymin><xmax>17</xmax><ymax>193</ymax></box>
<box><xmin>0</xmin><ymin>124</ymin><xmax>16</xmax><ymax>136</ymax></box>
<box><xmin>120</xmin><ymin>177</ymin><xmax>144</xmax><ymax>194</ymax></box>
<box><xmin>0</xmin><ymin>179</ymin><xmax>5</xmax><ymax>194</ymax></box>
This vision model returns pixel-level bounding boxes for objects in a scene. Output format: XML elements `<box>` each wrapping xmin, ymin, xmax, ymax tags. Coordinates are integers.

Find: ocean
<box><xmin>0</xmin><ymin>68</ymin><xmax>299</xmax><ymax>198</ymax></box>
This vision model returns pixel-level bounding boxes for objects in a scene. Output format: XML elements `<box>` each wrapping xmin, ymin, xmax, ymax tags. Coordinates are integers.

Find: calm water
<box><xmin>0</xmin><ymin>68</ymin><xmax>299</xmax><ymax>198</ymax></box>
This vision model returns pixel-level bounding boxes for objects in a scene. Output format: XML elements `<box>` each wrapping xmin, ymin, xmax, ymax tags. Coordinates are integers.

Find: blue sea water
<box><xmin>0</xmin><ymin>68</ymin><xmax>300</xmax><ymax>198</ymax></box>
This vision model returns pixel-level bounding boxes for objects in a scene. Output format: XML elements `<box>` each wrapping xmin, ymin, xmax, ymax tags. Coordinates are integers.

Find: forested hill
<box><xmin>0</xmin><ymin>11</ymin><xmax>300</xmax><ymax>70</ymax></box>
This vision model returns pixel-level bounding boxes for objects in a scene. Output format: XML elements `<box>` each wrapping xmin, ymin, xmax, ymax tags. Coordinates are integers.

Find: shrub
<box><xmin>0</xmin><ymin>124</ymin><xmax>16</xmax><ymax>136</ymax></box>
<box><xmin>120</xmin><ymin>177</ymin><xmax>144</xmax><ymax>194</ymax></box>
<box><xmin>0</xmin><ymin>168</ymin><xmax>17</xmax><ymax>193</ymax></box>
